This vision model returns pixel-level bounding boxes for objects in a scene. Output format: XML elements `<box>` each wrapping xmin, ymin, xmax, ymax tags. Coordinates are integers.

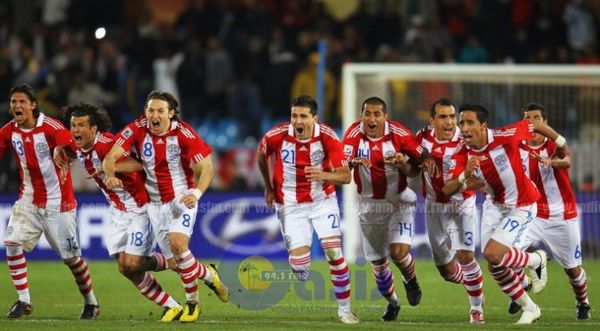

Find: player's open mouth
<box><xmin>74</xmin><ymin>134</ymin><xmax>82</xmax><ymax>142</ymax></box>
<box><xmin>151</xmin><ymin>120</ymin><xmax>161</xmax><ymax>129</ymax></box>
<box><xmin>296</xmin><ymin>127</ymin><xmax>304</xmax><ymax>134</ymax></box>
<box><xmin>13</xmin><ymin>110</ymin><xmax>23</xmax><ymax>117</ymax></box>
<box><xmin>444</xmin><ymin>127</ymin><xmax>453</xmax><ymax>133</ymax></box>
<box><xmin>367</xmin><ymin>124</ymin><xmax>377</xmax><ymax>130</ymax></box>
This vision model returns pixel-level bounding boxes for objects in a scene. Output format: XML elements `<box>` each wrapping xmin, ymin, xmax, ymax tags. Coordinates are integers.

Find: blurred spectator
<box><xmin>67</xmin><ymin>70</ymin><xmax>115</xmax><ymax>106</ymax></box>
<box><xmin>263</xmin><ymin>27</ymin><xmax>297</xmax><ymax>119</ymax></box>
<box><xmin>153</xmin><ymin>41</ymin><xmax>183</xmax><ymax>103</ymax></box>
<box><xmin>291</xmin><ymin>52</ymin><xmax>336</xmax><ymax>123</ymax></box>
<box><xmin>176</xmin><ymin>38</ymin><xmax>206</xmax><ymax>124</ymax></box>
<box><xmin>205</xmin><ymin>35</ymin><xmax>235</xmax><ymax>118</ymax></box>
<box><xmin>423</xmin><ymin>14</ymin><xmax>452</xmax><ymax>62</ymax></box>
<box><xmin>2</xmin><ymin>0</ymin><xmax>600</xmax><ymax>193</ymax></box>
<box><xmin>457</xmin><ymin>35</ymin><xmax>489</xmax><ymax>63</ymax></box>
<box><xmin>175</xmin><ymin>0</ymin><xmax>223</xmax><ymax>42</ymax></box>
<box><xmin>564</xmin><ymin>0</ymin><xmax>597</xmax><ymax>52</ymax></box>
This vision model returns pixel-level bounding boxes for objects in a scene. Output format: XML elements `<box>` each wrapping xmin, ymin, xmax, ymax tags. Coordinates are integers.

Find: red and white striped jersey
<box><xmin>519</xmin><ymin>139</ymin><xmax>577</xmax><ymax>220</ymax></box>
<box><xmin>342</xmin><ymin>120</ymin><xmax>424</xmax><ymax>199</ymax></box>
<box><xmin>115</xmin><ymin>116</ymin><xmax>212</xmax><ymax>204</ymax></box>
<box><xmin>416</xmin><ymin>126</ymin><xmax>475</xmax><ymax>203</ymax></box>
<box><xmin>450</xmin><ymin>120</ymin><xmax>541</xmax><ymax>207</ymax></box>
<box><xmin>259</xmin><ymin>122</ymin><xmax>347</xmax><ymax>205</ymax></box>
<box><xmin>0</xmin><ymin>114</ymin><xmax>76</xmax><ymax>211</ymax></box>
<box><xmin>76</xmin><ymin>132</ymin><xmax>149</xmax><ymax>212</ymax></box>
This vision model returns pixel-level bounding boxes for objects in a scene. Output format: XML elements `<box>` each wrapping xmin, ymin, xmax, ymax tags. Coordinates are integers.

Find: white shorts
<box><xmin>358</xmin><ymin>196</ymin><xmax>415</xmax><ymax>261</ymax></box>
<box><xmin>517</xmin><ymin>216</ymin><xmax>582</xmax><ymax>269</ymax></box>
<box><xmin>105</xmin><ymin>206</ymin><xmax>155</xmax><ymax>257</ymax></box>
<box><xmin>276</xmin><ymin>197</ymin><xmax>342</xmax><ymax>250</ymax></box>
<box><xmin>480</xmin><ymin>199</ymin><xmax>537</xmax><ymax>252</ymax></box>
<box><xmin>5</xmin><ymin>200</ymin><xmax>80</xmax><ymax>259</ymax></box>
<box><xmin>426</xmin><ymin>198</ymin><xmax>477</xmax><ymax>265</ymax></box>
<box><xmin>148</xmin><ymin>196</ymin><xmax>198</xmax><ymax>259</ymax></box>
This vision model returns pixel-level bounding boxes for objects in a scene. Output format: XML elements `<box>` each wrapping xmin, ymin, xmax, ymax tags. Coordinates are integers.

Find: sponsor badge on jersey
<box><xmin>122</xmin><ymin>128</ymin><xmax>133</xmax><ymax>139</ymax></box>
<box><xmin>343</xmin><ymin>144</ymin><xmax>354</xmax><ymax>156</ymax></box>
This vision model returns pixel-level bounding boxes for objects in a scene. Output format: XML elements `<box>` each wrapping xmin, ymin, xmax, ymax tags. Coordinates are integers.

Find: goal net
<box><xmin>341</xmin><ymin>64</ymin><xmax>600</xmax><ymax>262</ymax></box>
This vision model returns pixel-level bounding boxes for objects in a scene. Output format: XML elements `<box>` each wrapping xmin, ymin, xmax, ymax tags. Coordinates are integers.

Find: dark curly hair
<box><xmin>62</xmin><ymin>102</ymin><xmax>112</xmax><ymax>132</ymax></box>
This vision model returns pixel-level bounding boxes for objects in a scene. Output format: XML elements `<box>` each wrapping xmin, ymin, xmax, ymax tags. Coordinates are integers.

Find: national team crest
<box><xmin>494</xmin><ymin>154</ymin><xmax>508</xmax><ymax>167</ymax></box>
<box><xmin>310</xmin><ymin>150</ymin><xmax>324</xmax><ymax>162</ymax></box>
<box><xmin>167</xmin><ymin>144</ymin><xmax>181</xmax><ymax>157</ymax></box>
<box><xmin>35</xmin><ymin>142</ymin><xmax>49</xmax><ymax>156</ymax></box>
<box><xmin>443</xmin><ymin>154</ymin><xmax>456</xmax><ymax>169</ymax></box>
<box><xmin>92</xmin><ymin>158</ymin><xmax>102</xmax><ymax>169</ymax></box>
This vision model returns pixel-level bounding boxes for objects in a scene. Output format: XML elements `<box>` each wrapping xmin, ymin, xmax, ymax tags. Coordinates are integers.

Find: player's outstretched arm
<box><xmin>531</xmin><ymin>121</ymin><xmax>569</xmax><ymax>155</ymax></box>
<box><xmin>102</xmin><ymin>143</ymin><xmax>126</xmax><ymax>188</ymax></box>
<box><xmin>256</xmin><ymin>148</ymin><xmax>274</xmax><ymax>208</ymax></box>
<box><xmin>530</xmin><ymin>149</ymin><xmax>571</xmax><ymax>170</ymax></box>
<box><xmin>115</xmin><ymin>157</ymin><xmax>144</xmax><ymax>173</ymax></box>
<box><xmin>418</xmin><ymin>151</ymin><xmax>440</xmax><ymax>178</ymax></box>
<box><xmin>305</xmin><ymin>165</ymin><xmax>351</xmax><ymax>185</ymax></box>
<box><xmin>384</xmin><ymin>152</ymin><xmax>418</xmax><ymax>177</ymax></box>
<box><xmin>179</xmin><ymin>156</ymin><xmax>215</xmax><ymax>209</ymax></box>
<box><xmin>443</xmin><ymin>156</ymin><xmax>479</xmax><ymax>197</ymax></box>
<box><xmin>192</xmin><ymin>156</ymin><xmax>214</xmax><ymax>196</ymax></box>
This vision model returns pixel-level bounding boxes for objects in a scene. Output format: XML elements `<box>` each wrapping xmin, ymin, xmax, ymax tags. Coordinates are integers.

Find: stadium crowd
<box><xmin>1</xmin><ymin>0</ymin><xmax>599</xmax><ymax>192</ymax></box>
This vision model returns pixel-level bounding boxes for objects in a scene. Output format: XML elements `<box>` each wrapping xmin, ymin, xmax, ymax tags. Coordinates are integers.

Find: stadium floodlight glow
<box><xmin>94</xmin><ymin>27</ymin><xmax>106</xmax><ymax>40</ymax></box>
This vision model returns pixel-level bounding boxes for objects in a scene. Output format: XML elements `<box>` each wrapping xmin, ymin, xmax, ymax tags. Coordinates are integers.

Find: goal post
<box><xmin>341</xmin><ymin>64</ymin><xmax>600</xmax><ymax>263</ymax></box>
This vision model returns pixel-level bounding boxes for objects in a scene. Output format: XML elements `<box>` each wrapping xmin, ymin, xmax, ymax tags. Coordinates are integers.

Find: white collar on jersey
<box><xmin>468</xmin><ymin>128</ymin><xmax>495</xmax><ymax>152</ymax></box>
<box><xmin>14</xmin><ymin>113</ymin><xmax>45</xmax><ymax>132</ymax></box>
<box><xmin>521</xmin><ymin>137</ymin><xmax>548</xmax><ymax>150</ymax></box>
<box><xmin>287</xmin><ymin>122</ymin><xmax>321</xmax><ymax>138</ymax></box>
<box><xmin>358</xmin><ymin>121</ymin><xmax>390</xmax><ymax>136</ymax></box>
<box><xmin>430</xmin><ymin>125</ymin><xmax>460</xmax><ymax>143</ymax></box>
<box><xmin>146</xmin><ymin>119</ymin><xmax>178</xmax><ymax>136</ymax></box>
<box><xmin>35</xmin><ymin>113</ymin><xmax>45</xmax><ymax>127</ymax></box>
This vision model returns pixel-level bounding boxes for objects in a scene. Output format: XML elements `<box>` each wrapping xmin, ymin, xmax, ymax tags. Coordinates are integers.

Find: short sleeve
<box><xmin>179</xmin><ymin>123</ymin><xmax>212</xmax><ymax>165</ymax></box>
<box><xmin>54</xmin><ymin>129</ymin><xmax>77</xmax><ymax>151</ymax></box>
<box><xmin>494</xmin><ymin>120</ymin><xmax>534</xmax><ymax>145</ymax></box>
<box><xmin>323</xmin><ymin>133</ymin><xmax>347</xmax><ymax>169</ymax></box>
<box><xmin>449</xmin><ymin>144</ymin><xmax>468</xmax><ymax>180</ymax></box>
<box><xmin>259</xmin><ymin>134</ymin><xmax>273</xmax><ymax>156</ymax></box>
<box><xmin>0</xmin><ymin>124</ymin><xmax>11</xmax><ymax>157</ymax></box>
<box><xmin>397</xmin><ymin>134</ymin><xmax>424</xmax><ymax>161</ymax></box>
<box><xmin>341</xmin><ymin>131</ymin><xmax>358</xmax><ymax>161</ymax></box>
<box><xmin>115</xmin><ymin>122</ymin><xmax>138</xmax><ymax>152</ymax></box>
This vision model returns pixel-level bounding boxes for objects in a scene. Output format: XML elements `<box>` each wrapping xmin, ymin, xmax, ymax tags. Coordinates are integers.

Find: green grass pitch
<box><xmin>0</xmin><ymin>259</ymin><xmax>598</xmax><ymax>330</ymax></box>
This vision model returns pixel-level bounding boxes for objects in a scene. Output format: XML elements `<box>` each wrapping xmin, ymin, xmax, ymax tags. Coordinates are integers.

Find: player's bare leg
<box><xmin>63</xmin><ymin>256</ymin><xmax>100</xmax><ymax>319</ymax></box>
<box><xmin>565</xmin><ymin>266</ymin><xmax>591</xmax><ymax>320</ymax></box>
<box><xmin>5</xmin><ymin>241</ymin><xmax>32</xmax><ymax>318</ymax></box>
<box><xmin>371</xmin><ymin>257</ymin><xmax>400</xmax><ymax>321</ymax></box>
<box><xmin>319</xmin><ymin>236</ymin><xmax>358</xmax><ymax>324</ymax></box>
<box><xmin>390</xmin><ymin>243</ymin><xmax>421</xmax><ymax>306</ymax></box>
